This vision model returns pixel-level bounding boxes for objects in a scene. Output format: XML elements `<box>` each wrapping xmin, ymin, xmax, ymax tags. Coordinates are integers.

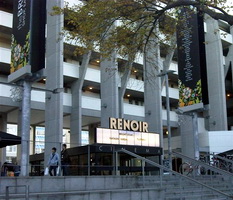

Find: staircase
<box><xmin>159</xmin><ymin>175</ymin><xmax>232</xmax><ymax>200</ymax></box>
<box><xmin>1</xmin><ymin>150</ymin><xmax>233</xmax><ymax>200</ymax></box>
<box><xmin>0</xmin><ymin>174</ymin><xmax>232</xmax><ymax>200</ymax></box>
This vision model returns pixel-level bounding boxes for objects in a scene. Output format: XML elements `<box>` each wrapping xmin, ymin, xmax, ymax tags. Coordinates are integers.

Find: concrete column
<box><xmin>143</xmin><ymin>44</ymin><xmax>163</xmax><ymax>146</ymax></box>
<box><xmin>17</xmin><ymin>108</ymin><xmax>22</xmax><ymax>165</ymax></box>
<box><xmin>205</xmin><ymin>16</ymin><xmax>227</xmax><ymax>131</ymax></box>
<box><xmin>0</xmin><ymin>113</ymin><xmax>7</xmax><ymax>167</ymax></box>
<box><xmin>227</xmin><ymin>27</ymin><xmax>233</xmax><ymax>101</ymax></box>
<box><xmin>88</xmin><ymin>124</ymin><xmax>98</xmax><ymax>144</ymax></box>
<box><xmin>44</xmin><ymin>0</ymin><xmax>64</xmax><ymax>166</ymax></box>
<box><xmin>119</xmin><ymin>61</ymin><xmax>133</xmax><ymax>118</ymax></box>
<box><xmin>161</xmin><ymin>34</ymin><xmax>176</xmax><ymax>86</ymax></box>
<box><xmin>70</xmin><ymin>86</ymin><xmax>82</xmax><ymax>147</ymax></box>
<box><xmin>224</xmin><ymin>26</ymin><xmax>233</xmax><ymax>77</ymax></box>
<box><xmin>70</xmin><ymin>52</ymin><xmax>91</xmax><ymax>147</ymax></box>
<box><xmin>30</xmin><ymin>126</ymin><xmax>36</xmax><ymax>155</ymax></box>
<box><xmin>100</xmin><ymin>52</ymin><xmax>119</xmax><ymax>128</ymax></box>
<box><xmin>180</xmin><ymin>114</ymin><xmax>196</xmax><ymax>158</ymax></box>
<box><xmin>20</xmin><ymin>80</ymin><xmax>32</xmax><ymax>176</ymax></box>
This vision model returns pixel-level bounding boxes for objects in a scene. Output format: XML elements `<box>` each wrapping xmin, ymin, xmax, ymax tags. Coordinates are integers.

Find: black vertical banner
<box><xmin>11</xmin><ymin>0</ymin><xmax>46</xmax><ymax>74</ymax></box>
<box><xmin>11</xmin><ymin>0</ymin><xmax>31</xmax><ymax>73</ymax></box>
<box><xmin>177</xmin><ymin>7</ymin><xmax>208</xmax><ymax>109</ymax></box>
<box><xmin>198</xmin><ymin>12</ymin><xmax>209</xmax><ymax>105</ymax></box>
<box><xmin>30</xmin><ymin>0</ymin><xmax>46</xmax><ymax>73</ymax></box>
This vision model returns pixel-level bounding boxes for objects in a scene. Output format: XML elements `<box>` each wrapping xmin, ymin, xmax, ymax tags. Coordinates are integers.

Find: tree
<box><xmin>53</xmin><ymin>0</ymin><xmax>233</xmax><ymax>58</ymax></box>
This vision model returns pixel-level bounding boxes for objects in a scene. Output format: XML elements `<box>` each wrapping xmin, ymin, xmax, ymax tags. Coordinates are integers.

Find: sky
<box><xmin>225</xmin><ymin>0</ymin><xmax>233</xmax><ymax>14</ymax></box>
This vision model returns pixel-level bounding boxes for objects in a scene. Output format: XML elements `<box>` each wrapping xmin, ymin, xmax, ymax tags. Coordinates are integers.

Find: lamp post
<box><xmin>157</xmin><ymin>70</ymin><xmax>175</xmax><ymax>171</ymax></box>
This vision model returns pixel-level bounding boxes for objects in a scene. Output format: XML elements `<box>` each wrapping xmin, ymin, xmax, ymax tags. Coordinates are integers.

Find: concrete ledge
<box><xmin>8</xmin><ymin>66</ymin><xmax>46</xmax><ymax>83</ymax></box>
<box><xmin>0</xmin><ymin>187</ymin><xmax>164</xmax><ymax>200</ymax></box>
<box><xmin>0</xmin><ymin>175</ymin><xmax>230</xmax><ymax>200</ymax></box>
<box><xmin>8</xmin><ymin>65</ymin><xmax>32</xmax><ymax>83</ymax></box>
<box><xmin>178</xmin><ymin>103</ymin><xmax>204</xmax><ymax>113</ymax></box>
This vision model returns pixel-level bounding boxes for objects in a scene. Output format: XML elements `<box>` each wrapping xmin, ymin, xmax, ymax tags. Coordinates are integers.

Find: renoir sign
<box><xmin>11</xmin><ymin>0</ymin><xmax>46</xmax><ymax>74</ymax></box>
<box><xmin>176</xmin><ymin>7</ymin><xmax>208</xmax><ymax>111</ymax></box>
<box><xmin>96</xmin><ymin>118</ymin><xmax>160</xmax><ymax>147</ymax></box>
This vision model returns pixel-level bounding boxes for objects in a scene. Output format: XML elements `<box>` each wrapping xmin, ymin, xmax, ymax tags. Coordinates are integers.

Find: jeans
<box><xmin>61</xmin><ymin>163</ymin><xmax>69</xmax><ymax>176</ymax></box>
<box><xmin>49</xmin><ymin>166</ymin><xmax>57</xmax><ymax>176</ymax></box>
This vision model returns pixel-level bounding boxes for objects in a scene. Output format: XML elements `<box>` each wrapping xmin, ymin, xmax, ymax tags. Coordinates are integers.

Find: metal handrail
<box><xmin>116</xmin><ymin>148</ymin><xmax>233</xmax><ymax>199</ymax></box>
<box><xmin>172</xmin><ymin>151</ymin><xmax>233</xmax><ymax>176</ymax></box>
<box><xmin>6</xmin><ymin>185</ymin><xmax>29</xmax><ymax>200</ymax></box>
<box><xmin>212</xmin><ymin>154</ymin><xmax>233</xmax><ymax>165</ymax></box>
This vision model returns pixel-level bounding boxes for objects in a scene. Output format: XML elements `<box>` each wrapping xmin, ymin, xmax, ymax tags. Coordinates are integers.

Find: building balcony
<box><xmin>0</xmin><ymin>83</ymin><xmax>178</xmax><ymax>123</ymax></box>
<box><xmin>0</xmin><ymin>11</ymin><xmax>12</xmax><ymax>28</ymax></box>
<box><xmin>0</xmin><ymin>47</ymin><xmax>11</xmax><ymax>64</ymax></box>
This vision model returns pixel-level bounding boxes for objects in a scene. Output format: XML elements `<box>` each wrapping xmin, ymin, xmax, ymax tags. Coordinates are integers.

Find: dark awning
<box><xmin>0</xmin><ymin>131</ymin><xmax>21</xmax><ymax>148</ymax></box>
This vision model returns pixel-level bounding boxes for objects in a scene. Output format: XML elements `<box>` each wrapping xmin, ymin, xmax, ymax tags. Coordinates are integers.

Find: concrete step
<box><xmin>165</xmin><ymin>195</ymin><xmax>228</xmax><ymax>200</ymax></box>
<box><xmin>0</xmin><ymin>175</ymin><xmax>232</xmax><ymax>200</ymax></box>
<box><xmin>0</xmin><ymin>187</ymin><xmax>165</xmax><ymax>200</ymax></box>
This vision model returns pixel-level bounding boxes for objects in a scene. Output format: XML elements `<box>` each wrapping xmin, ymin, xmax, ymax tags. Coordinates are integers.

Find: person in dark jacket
<box><xmin>61</xmin><ymin>144</ymin><xmax>70</xmax><ymax>176</ymax></box>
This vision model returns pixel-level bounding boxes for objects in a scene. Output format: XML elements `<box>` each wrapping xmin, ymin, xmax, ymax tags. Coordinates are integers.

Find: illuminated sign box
<box><xmin>96</xmin><ymin>128</ymin><xmax>160</xmax><ymax>147</ymax></box>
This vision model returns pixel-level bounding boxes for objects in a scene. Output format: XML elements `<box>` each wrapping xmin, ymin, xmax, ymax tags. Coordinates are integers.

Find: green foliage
<box><xmin>11</xmin><ymin>32</ymin><xmax>30</xmax><ymax>73</ymax></box>
<box><xmin>178</xmin><ymin>79</ymin><xmax>202</xmax><ymax>107</ymax></box>
<box><xmin>53</xmin><ymin>0</ymin><xmax>232</xmax><ymax>58</ymax></box>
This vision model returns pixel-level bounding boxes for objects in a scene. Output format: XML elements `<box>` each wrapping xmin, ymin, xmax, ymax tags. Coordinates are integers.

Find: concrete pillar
<box><xmin>20</xmin><ymin>80</ymin><xmax>32</xmax><ymax>176</ymax></box>
<box><xmin>143</xmin><ymin>43</ymin><xmax>163</xmax><ymax>146</ymax></box>
<box><xmin>70</xmin><ymin>86</ymin><xmax>82</xmax><ymax>147</ymax></box>
<box><xmin>0</xmin><ymin>113</ymin><xmax>7</xmax><ymax>167</ymax></box>
<box><xmin>30</xmin><ymin>126</ymin><xmax>36</xmax><ymax>155</ymax></box>
<box><xmin>44</xmin><ymin>0</ymin><xmax>64</xmax><ymax>166</ymax></box>
<box><xmin>224</xmin><ymin>26</ymin><xmax>233</xmax><ymax>78</ymax></box>
<box><xmin>70</xmin><ymin>52</ymin><xmax>91</xmax><ymax>147</ymax></box>
<box><xmin>100</xmin><ymin>52</ymin><xmax>119</xmax><ymax>128</ymax></box>
<box><xmin>161</xmin><ymin>34</ymin><xmax>176</xmax><ymax>86</ymax></box>
<box><xmin>179</xmin><ymin>114</ymin><xmax>196</xmax><ymax>158</ymax></box>
<box><xmin>119</xmin><ymin>61</ymin><xmax>133</xmax><ymax>118</ymax></box>
<box><xmin>229</xmin><ymin>27</ymin><xmax>233</xmax><ymax>99</ymax></box>
<box><xmin>17</xmin><ymin>108</ymin><xmax>22</xmax><ymax>165</ymax></box>
<box><xmin>88</xmin><ymin>124</ymin><xmax>98</xmax><ymax>144</ymax></box>
<box><xmin>205</xmin><ymin>16</ymin><xmax>228</xmax><ymax>131</ymax></box>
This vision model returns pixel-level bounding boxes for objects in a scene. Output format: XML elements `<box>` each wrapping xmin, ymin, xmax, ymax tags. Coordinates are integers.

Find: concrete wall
<box><xmin>0</xmin><ymin>176</ymin><xmax>164</xmax><ymax>200</ymax></box>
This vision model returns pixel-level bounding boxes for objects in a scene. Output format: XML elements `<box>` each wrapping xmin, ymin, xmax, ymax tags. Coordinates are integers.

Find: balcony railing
<box><xmin>0</xmin><ymin>11</ymin><xmax>12</xmax><ymax>28</ymax></box>
<box><xmin>0</xmin><ymin>83</ymin><xmax>178</xmax><ymax>122</ymax></box>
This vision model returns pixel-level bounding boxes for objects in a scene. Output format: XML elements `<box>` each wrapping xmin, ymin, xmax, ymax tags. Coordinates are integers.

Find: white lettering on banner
<box><xmin>180</xmin><ymin>11</ymin><xmax>194</xmax><ymax>82</ymax></box>
<box><xmin>17</xmin><ymin>0</ymin><xmax>27</xmax><ymax>30</ymax></box>
<box><xmin>109</xmin><ymin>118</ymin><xmax>149</xmax><ymax>132</ymax></box>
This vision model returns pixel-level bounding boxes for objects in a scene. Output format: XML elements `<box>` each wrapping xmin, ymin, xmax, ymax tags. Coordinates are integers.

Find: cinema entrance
<box><xmin>29</xmin><ymin>143</ymin><xmax>162</xmax><ymax>176</ymax></box>
<box><xmin>30</xmin><ymin>118</ymin><xmax>162</xmax><ymax>176</ymax></box>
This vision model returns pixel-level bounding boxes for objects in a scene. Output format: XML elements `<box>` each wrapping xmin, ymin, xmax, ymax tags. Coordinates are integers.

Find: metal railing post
<box><xmin>142</xmin><ymin>160</ymin><xmax>145</xmax><ymax>187</ymax></box>
<box><xmin>115</xmin><ymin>151</ymin><xmax>118</xmax><ymax>175</ymax></box>
<box><xmin>88</xmin><ymin>145</ymin><xmax>90</xmax><ymax>176</ymax></box>
<box><xmin>5</xmin><ymin>186</ymin><xmax>9</xmax><ymax>200</ymax></box>
<box><xmin>160</xmin><ymin>168</ymin><xmax>163</xmax><ymax>187</ymax></box>
<box><xmin>5</xmin><ymin>185</ymin><xmax>29</xmax><ymax>200</ymax></box>
<box><xmin>25</xmin><ymin>185</ymin><xmax>29</xmax><ymax>200</ymax></box>
<box><xmin>179</xmin><ymin>176</ymin><xmax>182</xmax><ymax>199</ymax></box>
<box><xmin>112</xmin><ymin>145</ymin><xmax>115</xmax><ymax>175</ymax></box>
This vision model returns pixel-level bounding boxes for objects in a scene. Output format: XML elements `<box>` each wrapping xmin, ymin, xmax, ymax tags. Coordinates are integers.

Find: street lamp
<box><xmin>157</xmin><ymin>70</ymin><xmax>175</xmax><ymax>171</ymax></box>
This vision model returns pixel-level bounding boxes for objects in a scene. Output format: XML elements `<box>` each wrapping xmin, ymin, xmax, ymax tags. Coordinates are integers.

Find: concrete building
<box><xmin>0</xmin><ymin>0</ymin><xmax>233</xmax><ymax>173</ymax></box>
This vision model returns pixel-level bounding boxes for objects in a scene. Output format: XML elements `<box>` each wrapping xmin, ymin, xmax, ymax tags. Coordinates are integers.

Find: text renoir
<box><xmin>109</xmin><ymin>117</ymin><xmax>149</xmax><ymax>133</ymax></box>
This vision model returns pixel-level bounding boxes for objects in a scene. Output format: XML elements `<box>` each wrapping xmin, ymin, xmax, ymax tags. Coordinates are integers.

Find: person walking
<box><xmin>47</xmin><ymin>147</ymin><xmax>60</xmax><ymax>176</ymax></box>
<box><xmin>61</xmin><ymin>144</ymin><xmax>70</xmax><ymax>176</ymax></box>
